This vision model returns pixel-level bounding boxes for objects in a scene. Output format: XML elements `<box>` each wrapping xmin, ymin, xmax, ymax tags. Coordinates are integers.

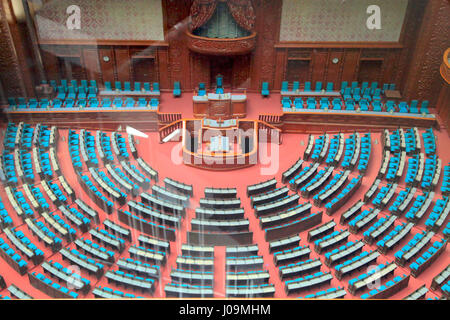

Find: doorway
<box><xmin>358</xmin><ymin>59</ymin><xmax>383</xmax><ymax>84</ymax></box>
<box><xmin>210</xmin><ymin>56</ymin><xmax>233</xmax><ymax>88</ymax></box>
<box><xmin>57</xmin><ymin>56</ymin><xmax>86</xmax><ymax>81</ymax></box>
<box><xmin>286</xmin><ymin>59</ymin><xmax>311</xmax><ymax>84</ymax></box>
<box><xmin>132</xmin><ymin>57</ymin><xmax>156</xmax><ymax>83</ymax></box>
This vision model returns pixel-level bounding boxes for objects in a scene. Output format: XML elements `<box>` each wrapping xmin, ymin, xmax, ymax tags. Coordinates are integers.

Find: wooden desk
<box><xmin>99</xmin><ymin>90</ymin><xmax>161</xmax><ymax>99</ymax></box>
<box><xmin>280</xmin><ymin>109</ymin><xmax>438</xmax><ymax>133</ymax></box>
<box><xmin>4</xmin><ymin>107</ymin><xmax>160</xmax><ymax>131</ymax></box>
<box><xmin>281</xmin><ymin>91</ymin><xmax>341</xmax><ymax>99</ymax></box>
<box><xmin>384</xmin><ymin>90</ymin><xmax>402</xmax><ymax>101</ymax></box>
<box><xmin>193</xmin><ymin>93</ymin><xmax>246</xmax><ymax>119</ymax></box>
<box><xmin>182</xmin><ymin>119</ymin><xmax>257</xmax><ymax>171</ymax></box>
<box><xmin>203</xmin><ymin>118</ymin><xmax>237</xmax><ymax>129</ymax></box>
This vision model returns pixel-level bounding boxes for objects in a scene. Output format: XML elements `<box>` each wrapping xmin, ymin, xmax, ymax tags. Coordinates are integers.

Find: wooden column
<box><xmin>157</xmin><ymin>47</ymin><xmax>170</xmax><ymax>89</ymax></box>
<box><xmin>21</xmin><ymin>0</ymin><xmax>46</xmax><ymax>83</ymax></box>
<box><xmin>250</xmin><ymin>0</ymin><xmax>283</xmax><ymax>91</ymax></box>
<box><xmin>0</xmin><ymin>0</ymin><xmax>26</xmax><ymax>97</ymax></box>
<box><xmin>402</xmin><ymin>0</ymin><xmax>450</xmax><ymax>103</ymax></box>
<box><xmin>437</xmin><ymin>49</ymin><xmax>450</xmax><ymax>129</ymax></box>
<box><xmin>164</xmin><ymin>0</ymin><xmax>193</xmax><ymax>90</ymax></box>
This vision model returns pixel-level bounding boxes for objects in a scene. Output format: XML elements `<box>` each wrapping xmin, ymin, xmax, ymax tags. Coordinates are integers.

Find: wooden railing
<box><xmin>158</xmin><ymin>112</ymin><xmax>182</xmax><ymax>124</ymax></box>
<box><xmin>185</xmin><ymin>30</ymin><xmax>257</xmax><ymax>56</ymax></box>
<box><xmin>440</xmin><ymin>48</ymin><xmax>450</xmax><ymax>84</ymax></box>
<box><xmin>159</xmin><ymin>119</ymin><xmax>183</xmax><ymax>143</ymax></box>
<box><xmin>259</xmin><ymin>114</ymin><xmax>282</xmax><ymax>124</ymax></box>
<box><xmin>257</xmin><ymin>120</ymin><xmax>282</xmax><ymax>145</ymax></box>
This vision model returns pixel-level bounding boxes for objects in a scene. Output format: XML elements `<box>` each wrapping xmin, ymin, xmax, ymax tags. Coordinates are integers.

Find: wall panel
<box><xmin>280</xmin><ymin>0</ymin><xmax>409</xmax><ymax>42</ymax></box>
<box><xmin>29</xmin><ymin>0</ymin><xmax>444</xmax><ymax>101</ymax></box>
<box><xmin>82</xmin><ymin>48</ymin><xmax>101</xmax><ymax>84</ymax></box>
<box><xmin>311</xmin><ymin>51</ymin><xmax>328</xmax><ymax>84</ymax></box>
<box><xmin>341</xmin><ymin>51</ymin><xmax>361</xmax><ymax>83</ymax></box>
<box><xmin>114</xmin><ymin>48</ymin><xmax>131</xmax><ymax>83</ymax></box>
<box><xmin>98</xmin><ymin>47</ymin><xmax>115</xmax><ymax>83</ymax></box>
<box><xmin>326</xmin><ymin>51</ymin><xmax>344</xmax><ymax>85</ymax></box>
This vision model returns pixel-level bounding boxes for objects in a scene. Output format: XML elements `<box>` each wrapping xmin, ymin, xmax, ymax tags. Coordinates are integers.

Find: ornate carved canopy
<box><xmin>189</xmin><ymin>0</ymin><xmax>256</xmax><ymax>33</ymax></box>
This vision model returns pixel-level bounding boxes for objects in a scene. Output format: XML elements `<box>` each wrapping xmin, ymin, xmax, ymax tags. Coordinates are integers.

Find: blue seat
<box><xmin>410</xmin><ymin>100</ymin><xmax>419</xmax><ymax>113</ymax></box>
<box><xmin>173</xmin><ymin>81</ymin><xmax>181</xmax><ymax>97</ymax></box>
<box><xmin>361</xmin><ymin>82</ymin><xmax>369</xmax><ymax>91</ymax></box>
<box><xmin>261</xmin><ymin>82</ymin><xmax>270</xmax><ymax>97</ymax></box>
<box><xmin>65</xmin><ymin>99</ymin><xmax>75</xmax><ymax>108</ymax></box>
<box><xmin>90</xmin><ymin>80</ymin><xmax>97</xmax><ymax>91</ymax></box>
<box><xmin>292</xmin><ymin>81</ymin><xmax>300</xmax><ymax>92</ymax></box>
<box><xmin>372</xmin><ymin>88</ymin><xmax>382</xmax><ymax>100</ymax></box>
<box><xmin>198</xmin><ymin>83</ymin><xmax>206</xmax><ymax>96</ymax></box>
<box><xmin>216</xmin><ymin>76</ymin><xmax>223</xmax><ymax>89</ymax></box>
<box><xmin>89</xmin><ymin>98</ymin><xmax>99</xmax><ymax>108</ymax></box>
<box><xmin>315</xmin><ymin>81</ymin><xmax>322</xmax><ymax>92</ymax></box>
<box><xmin>386</xmin><ymin>100</ymin><xmax>396</xmax><ymax>112</ymax></box>
<box><xmin>294</xmin><ymin>98</ymin><xmax>303</xmax><ymax>109</ymax></box>
<box><xmin>104</xmin><ymin>81</ymin><xmax>112</xmax><ymax>92</ymax></box>
<box><xmin>81</xmin><ymin>79</ymin><xmax>88</xmax><ymax>89</ymax></box>
<box><xmin>399</xmin><ymin>102</ymin><xmax>409</xmax><ymax>113</ymax></box>
<box><xmin>77</xmin><ymin>99</ymin><xmax>87</xmax><ymax>108</ymax></box>
<box><xmin>125</xmin><ymin>98</ymin><xmax>135</xmax><ymax>108</ymax></box>
<box><xmin>113</xmin><ymin>98</ymin><xmax>123</xmax><ymax>108</ymax></box>
<box><xmin>282</xmin><ymin>97</ymin><xmax>291</xmax><ymax>109</ymax></box>
<box><xmin>326</xmin><ymin>82</ymin><xmax>333</xmax><ymax>92</ymax></box>
<box><xmin>345</xmin><ymin>100</ymin><xmax>355</xmax><ymax>111</ymax></box>
<box><xmin>304</xmin><ymin>81</ymin><xmax>311</xmax><ymax>92</ymax></box>
<box><xmin>8</xmin><ymin>97</ymin><xmax>16</xmax><ymax>106</ymax></box>
<box><xmin>138</xmin><ymin>98</ymin><xmax>147</xmax><ymax>107</ymax></box>
<box><xmin>49</xmin><ymin>80</ymin><xmax>57</xmax><ymax>90</ymax></box>
<box><xmin>373</xmin><ymin>100</ymin><xmax>382</xmax><ymax>112</ymax></box>
<box><xmin>29</xmin><ymin>99</ymin><xmax>38</xmax><ymax>109</ymax></box>
<box><xmin>343</xmin><ymin>87</ymin><xmax>352</xmax><ymax>101</ymax></box>
<box><xmin>306</xmin><ymin>97</ymin><xmax>316</xmax><ymax>109</ymax></box>
<box><xmin>421</xmin><ymin>100</ymin><xmax>429</xmax><ymax>114</ymax></box>
<box><xmin>340</xmin><ymin>81</ymin><xmax>348</xmax><ymax>95</ymax></box>
<box><xmin>362</xmin><ymin>88</ymin><xmax>372</xmax><ymax>101</ymax></box>
<box><xmin>114</xmin><ymin>81</ymin><xmax>121</xmax><ymax>91</ymax></box>
<box><xmin>281</xmin><ymin>81</ymin><xmax>289</xmax><ymax>92</ymax></box>
<box><xmin>134</xmin><ymin>82</ymin><xmax>141</xmax><ymax>92</ymax></box>
<box><xmin>153</xmin><ymin>82</ymin><xmax>160</xmax><ymax>93</ymax></box>
<box><xmin>370</xmin><ymin>82</ymin><xmax>378</xmax><ymax>94</ymax></box>
<box><xmin>353</xmin><ymin>88</ymin><xmax>361</xmax><ymax>102</ymax></box>
<box><xmin>77</xmin><ymin>87</ymin><xmax>87</xmax><ymax>99</ymax></box>
<box><xmin>320</xmin><ymin>98</ymin><xmax>329</xmax><ymax>109</ymax></box>
<box><xmin>359</xmin><ymin>99</ymin><xmax>369</xmax><ymax>111</ymax></box>
<box><xmin>332</xmin><ymin>99</ymin><xmax>342</xmax><ymax>110</ymax></box>
<box><xmin>150</xmin><ymin>98</ymin><xmax>159</xmax><ymax>108</ymax></box>
<box><xmin>56</xmin><ymin>86</ymin><xmax>66</xmax><ymax>100</ymax></box>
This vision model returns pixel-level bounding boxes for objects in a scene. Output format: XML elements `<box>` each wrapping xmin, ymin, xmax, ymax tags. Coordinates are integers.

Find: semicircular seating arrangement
<box><xmin>0</xmin><ymin>122</ymin><xmax>448</xmax><ymax>301</ymax></box>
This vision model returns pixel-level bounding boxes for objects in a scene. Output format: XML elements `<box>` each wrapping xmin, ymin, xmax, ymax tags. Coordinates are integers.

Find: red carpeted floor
<box><xmin>159</xmin><ymin>92</ymin><xmax>283</xmax><ymax>120</ymax></box>
<box><xmin>0</xmin><ymin>93</ymin><xmax>448</xmax><ymax>300</ymax></box>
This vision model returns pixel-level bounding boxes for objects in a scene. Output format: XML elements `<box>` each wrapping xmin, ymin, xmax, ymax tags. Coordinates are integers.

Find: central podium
<box><xmin>193</xmin><ymin>92</ymin><xmax>247</xmax><ymax>118</ymax></box>
<box><xmin>182</xmin><ymin>118</ymin><xmax>257</xmax><ymax>171</ymax></box>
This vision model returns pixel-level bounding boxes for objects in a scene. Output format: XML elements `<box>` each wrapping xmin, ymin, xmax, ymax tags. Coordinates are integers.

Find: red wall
<box><xmin>21</xmin><ymin>0</ymin><xmax>446</xmax><ymax>104</ymax></box>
